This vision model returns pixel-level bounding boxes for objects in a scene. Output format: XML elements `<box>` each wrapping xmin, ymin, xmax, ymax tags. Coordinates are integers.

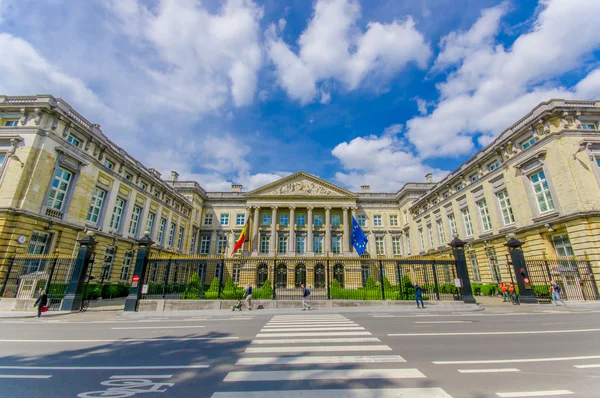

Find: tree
<box><xmin>182</xmin><ymin>273</ymin><xmax>202</xmax><ymax>300</ymax></box>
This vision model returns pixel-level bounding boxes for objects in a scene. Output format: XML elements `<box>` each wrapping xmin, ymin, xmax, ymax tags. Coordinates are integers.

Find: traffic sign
<box><xmin>523</xmin><ymin>277</ymin><xmax>530</xmax><ymax>284</ymax></box>
<box><xmin>132</xmin><ymin>275</ymin><xmax>140</xmax><ymax>283</ymax></box>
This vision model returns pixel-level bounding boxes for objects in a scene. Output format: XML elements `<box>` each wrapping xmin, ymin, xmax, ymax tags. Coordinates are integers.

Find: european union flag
<box><xmin>351</xmin><ymin>216</ymin><xmax>369</xmax><ymax>255</ymax></box>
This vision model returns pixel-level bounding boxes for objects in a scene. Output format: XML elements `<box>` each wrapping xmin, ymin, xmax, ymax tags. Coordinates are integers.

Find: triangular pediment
<box><xmin>247</xmin><ymin>172</ymin><xmax>356</xmax><ymax>198</ymax></box>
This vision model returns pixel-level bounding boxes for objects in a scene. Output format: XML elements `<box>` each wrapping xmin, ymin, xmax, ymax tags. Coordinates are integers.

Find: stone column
<box><xmin>342</xmin><ymin>207</ymin><xmax>350</xmax><ymax>254</ymax></box>
<box><xmin>325</xmin><ymin>207</ymin><xmax>331</xmax><ymax>254</ymax></box>
<box><xmin>288</xmin><ymin>207</ymin><xmax>296</xmax><ymax>255</ymax></box>
<box><xmin>270</xmin><ymin>206</ymin><xmax>278</xmax><ymax>254</ymax></box>
<box><xmin>244</xmin><ymin>208</ymin><xmax>251</xmax><ymax>252</ymax></box>
<box><xmin>252</xmin><ymin>206</ymin><xmax>260</xmax><ymax>253</ymax></box>
<box><xmin>307</xmin><ymin>207</ymin><xmax>314</xmax><ymax>255</ymax></box>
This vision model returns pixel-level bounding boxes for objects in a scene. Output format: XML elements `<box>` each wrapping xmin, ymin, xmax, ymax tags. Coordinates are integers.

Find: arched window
<box><xmin>314</xmin><ymin>264</ymin><xmax>325</xmax><ymax>288</ymax></box>
<box><xmin>295</xmin><ymin>264</ymin><xmax>307</xmax><ymax>287</ymax></box>
<box><xmin>333</xmin><ymin>263</ymin><xmax>344</xmax><ymax>287</ymax></box>
<box><xmin>256</xmin><ymin>263</ymin><xmax>268</xmax><ymax>287</ymax></box>
<box><xmin>275</xmin><ymin>263</ymin><xmax>288</xmax><ymax>288</ymax></box>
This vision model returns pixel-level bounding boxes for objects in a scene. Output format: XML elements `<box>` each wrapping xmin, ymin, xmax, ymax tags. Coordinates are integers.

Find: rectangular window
<box><xmin>530</xmin><ymin>170</ymin><xmax>555</xmax><ymax>213</ymax></box>
<box><xmin>448</xmin><ymin>214</ymin><xmax>458</xmax><ymax>236</ymax></box>
<box><xmin>454</xmin><ymin>183</ymin><xmax>464</xmax><ymax>192</ymax></box>
<box><xmin>313</xmin><ymin>215</ymin><xmax>323</xmax><ymax>227</ymax></box>
<box><xmin>496</xmin><ymin>190</ymin><xmax>515</xmax><ymax>225</ymax></box>
<box><xmin>157</xmin><ymin>217</ymin><xmax>167</xmax><ymax>245</ymax></box>
<box><xmin>357</xmin><ymin>215</ymin><xmax>366</xmax><ymax>227</ymax></box>
<box><xmin>232</xmin><ymin>263</ymin><xmax>241</xmax><ymax>283</ymax></box>
<box><xmin>4</xmin><ymin>120</ymin><xmax>19</xmax><ymax>126</ymax></box>
<box><xmin>260</xmin><ymin>235</ymin><xmax>270</xmax><ymax>253</ymax></box>
<box><xmin>331</xmin><ymin>215</ymin><xmax>341</xmax><ymax>227</ymax></box>
<box><xmin>128</xmin><ymin>205</ymin><xmax>142</xmax><ymax>236</ymax></box>
<box><xmin>203</xmin><ymin>213</ymin><xmax>213</xmax><ymax>225</ymax></box>
<box><xmin>177</xmin><ymin>227</ymin><xmax>185</xmax><ymax>251</ymax></box>
<box><xmin>296</xmin><ymin>236</ymin><xmax>305</xmax><ymax>253</ymax></box>
<box><xmin>389</xmin><ymin>215</ymin><xmax>398</xmax><ymax>226</ymax></box>
<box><xmin>332</xmin><ymin>236</ymin><xmax>341</xmax><ymax>253</ymax></box>
<box><xmin>392</xmin><ymin>237</ymin><xmax>402</xmax><ymax>255</ymax></box>
<box><xmin>102</xmin><ymin>247</ymin><xmax>116</xmax><ymax>281</ymax></box>
<box><xmin>375</xmin><ymin>237</ymin><xmax>385</xmax><ymax>255</ymax></box>
<box><xmin>461</xmin><ymin>208</ymin><xmax>474</xmax><ymax>237</ymax></box>
<box><xmin>146</xmin><ymin>212</ymin><xmax>156</xmax><ymax>236</ymax></box>
<box><xmin>552</xmin><ymin>234</ymin><xmax>575</xmax><ymax>257</ymax></box>
<box><xmin>581</xmin><ymin>123</ymin><xmax>597</xmax><ymax>130</ymax></box>
<box><xmin>437</xmin><ymin>219</ymin><xmax>446</xmax><ymax>245</ymax></box>
<box><xmin>104</xmin><ymin>160</ymin><xmax>114</xmax><ymax>170</ymax></box>
<box><xmin>262</xmin><ymin>214</ymin><xmax>271</xmax><ymax>226</ymax></box>
<box><xmin>46</xmin><ymin>167</ymin><xmax>73</xmax><ymax>211</ymax></box>
<box><xmin>86</xmin><ymin>187</ymin><xmax>106</xmax><ymax>225</ymax></box>
<box><xmin>405</xmin><ymin>233</ymin><xmax>412</xmax><ymax>255</ymax></box>
<box><xmin>109</xmin><ymin>197</ymin><xmax>126</xmax><ymax>232</ymax></box>
<box><xmin>278</xmin><ymin>235</ymin><xmax>288</xmax><ymax>253</ymax></box>
<box><xmin>427</xmin><ymin>224</ymin><xmax>434</xmax><ymax>248</ymax></box>
<box><xmin>469</xmin><ymin>252</ymin><xmax>482</xmax><ymax>282</ymax></box>
<box><xmin>67</xmin><ymin>134</ymin><xmax>81</xmax><ymax>148</ymax></box>
<box><xmin>419</xmin><ymin>229</ymin><xmax>425</xmax><ymax>251</ymax></box>
<box><xmin>168</xmin><ymin>222</ymin><xmax>176</xmax><ymax>247</ymax></box>
<box><xmin>313</xmin><ymin>236</ymin><xmax>323</xmax><ymax>254</ymax></box>
<box><xmin>280</xmin><ymin>214</ymin><xmax>289</xmax><ymax>227</ymax></box>
<box><xmin>236</xmin><ymin>214</ymin><xmax>245</xmax><ymax>225</ymax></box>
<box><xmin>153</xmin><ymin>188</ymin><xmax>160</xmax><ymax>198</ymax></box>
<box><xmin>124</xmin><ymin>171</ymin><xmax>133</xmax><ymax>181</ymax></box>
<box><xmin>373</xmin><ymin>215</ymin><xmax>382</xmax><ymax>226</ymax></box>
<box><xmin>220</xmin><ymin>213</ymin><xmax>230</xmax><ymax>226</ymax></box>
<box><xmin>488</xmin><ymin>161</ymin><xmax>500</xmax><ymax>171</ymax></box>
<box><xmin>140</xmin><ymin>182</ymin><xmax>147</xmax><ymax>191</ymax></box>
<box><xmin>217</xmin><ymin>235</ymin><xmax>227</xmax><ymax>254</ymax></box>
<box><xmin>190</xmin><ymin>228</ymin><xmax>198</xmax><ymax>253</ymax></box>
<box><xmin>487</xmin><ymin>249</ymin><xmax>501</xmax><ymax>283</ymax></box>
<box><xmin>120</xmin><ymin>251</ymin><xmax>133</xmax><ymax>281</ymax></box>
<box><xmin>521</xmin><ymin>137</ymin><xmax>536</xmax><ymax>149</ymax></box>
<box><xmin>199</xmin><ymin>236</ymin><xmax>211</xmax><ymax>254</ymax></box>
<box><xmin>470</xmin><ymin>174</ymin><xmax>479</xmax><ymax>182</ymax></box>
<box><xmin>26</xmin><ymin>231</ymin><xmax>51</xmax><ymax>255</ymax></box>
<box><xmin>477</xmin><ymin>199</ymin><xmax>492</xmax><ymax>232</ymax></box>
<box><xmin>296</xmin><ymin>214</ymin><xmax>306</xmax><ymax>227</ymax></box>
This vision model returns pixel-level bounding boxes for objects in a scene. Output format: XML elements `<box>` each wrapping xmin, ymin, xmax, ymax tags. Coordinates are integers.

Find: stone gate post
<box><xmin>505</xmin><ymin>235</ymin><xmax>537</xmax><ymax>304</ymax></box>
<box><xmin>124</xmin><ymin>233</ymin><xmax>154</xmax><ymax>312</ymax></box>
<box><xmin>61</xmin><ymin>232</ymin><xmax>96</xmax><ymax>311</ymax></box>
<box><xmin>448</xmin><ymin>235</ymin><xmax>476</xmax><ymax>304</ymax></box>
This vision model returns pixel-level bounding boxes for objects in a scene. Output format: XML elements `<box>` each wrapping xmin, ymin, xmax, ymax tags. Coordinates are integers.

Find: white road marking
<box><xmin>262</xmin><ymin>323</ymin><xmax>357</xmax><ymax>328</ymax></box>
<box><xmin>0</xmin><ymin>365</ymin><xmax>209</xmax><ymax>370</ymax></box>
<box><xmin>574</xmin><ymin>364</ymin><xmax>600</xmax><ymax>368</ymax></box>
<box><xmin>264</xmin><ymin>321</ymin><xmax>356</xmax><ymax>326</ymax></box>
<box><xmin>390</xmin><ymin>328</ymin><xmax>600</xmax><ymax>337</ymax></box>
<box><xmin>415</xmin><ymin>321</ymin><xmax>472</xmax><ymax>324</ymax></box>
<box><xmin>496</xmin><ymin>390</ymin><xmax>574</xmax><ymax>397</ymax></box>
<box><xmin>0</xmin><ymin>374</ymin><xmax>52</xmax><ymax>379</ymax></box>
<box><xmin>0</xmin><ymin>337</ymin><xmax>238</xmax><ymax>343</ymax></box>
<box><xmin>250</xmin><ymin>337</ymin><xmax>380</xmax><ymax>344</ymax></box>
<box><xmin>433</xmin><ymin>354</ymin><xmax>600</xmax><ymax>365</ymax></box>
<box><xmin>245</xmin><ymin>345</ymin><xmax>392</xmax><ymax>353</ymax></box>
<box><xmin>109</xmin><ymin>375</ymin><xmax>173</xmax><ymax>378</ymax></box>
<box><xmin>212</xmin><ymin>388</ymin><xmax>453</xmax><ymax>397</ymax></box>
<box><xmin>224</xmin><ymin>368</ymin><xmax>425</xmax><ymax>381</ymax></box>
<box><xmin>458</xmin><ymin>368</ymin><xmax>520</xmax><ymax>373</ymax></box>
<box><xmin>261</xmin><ymin>327</ymin><xmax>365</xmax><ymax>332</ymax></box>
<box><xmin>255</xmin><ymin>331</ymin><xmax>371</xmax><ymax>337</ymax></box>
<box><xmin>111</xmin><ymin>325</ymin><xmax>206</xmax><ymax>330</ymax></box>
<box><xmin>236</xmin><ymin>355</ymin><xmax>406</xmax><ymax>365</ymax></box>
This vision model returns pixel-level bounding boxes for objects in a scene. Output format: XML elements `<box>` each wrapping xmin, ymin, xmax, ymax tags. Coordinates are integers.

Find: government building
<box><xmin>1</xmin><ymin>95</ymin><xmax>599</xmax><ymax>294</ymax></box>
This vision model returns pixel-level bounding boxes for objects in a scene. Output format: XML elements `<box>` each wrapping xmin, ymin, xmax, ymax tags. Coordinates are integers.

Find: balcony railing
<box><xmin>45</xmin><ymin>208</ymin><xmax>63</xmax><ymax>220</ymax></box>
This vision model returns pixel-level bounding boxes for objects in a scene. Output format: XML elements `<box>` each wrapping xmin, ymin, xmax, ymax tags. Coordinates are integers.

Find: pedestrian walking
<box><xmin>34</xmin><ymin>290</ymin><xmax>48</xmax><ymax>318</ymax></box>
<box><xmin>500</xmin><ymin>282</ymin><xmax>509</xmax><ymax>302</ymax></box>
<box><xmin>243</xmin><ymin>283</ymin><xmax>253</xmax><ymax>311</ymax></box>
<box><xmin>301</xmin><ymin>283</ymin><xmax>311</xmax><ymax>311</ymax></box>
<box><xmin>550</xmin><ymin>280</ymin><xmax>566</xmax><ymax>306</ymax></box>
<box><xmin>415</xmin><ymin>283</ymin><xmax>425</xmax><ymax>309</ymax></box>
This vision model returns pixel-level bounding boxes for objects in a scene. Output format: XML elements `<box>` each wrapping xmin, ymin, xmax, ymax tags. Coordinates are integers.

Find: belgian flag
<box><xmin>231</xmin><ymin>221</ymin><xmax>249</xmax><ymax>254</ymax></box>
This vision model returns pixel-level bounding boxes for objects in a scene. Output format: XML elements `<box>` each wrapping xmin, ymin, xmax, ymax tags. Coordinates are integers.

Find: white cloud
<box><xmin>266</xmin><ymin>0</ymin><xmax>431</xmax><ymax>104</ymax></box>
<box><xmin>415</xmin><ymin>98</ymin><xmax>428</xmax><ymax>115</ymax></box>
<box><xmin>406</xmin><ymin>0</ymin><xmax>600</xmax><ymax>159</ymax></box>
<box><xmin>383</xmin><ymin>123</ymin><xmax>403</xmax><ymax>136</ymax></box>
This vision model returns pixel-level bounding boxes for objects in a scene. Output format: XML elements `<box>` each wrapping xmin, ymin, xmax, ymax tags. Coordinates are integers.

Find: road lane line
<box><xmin>255</xmin><ymin>331</ymin><xmax>371</xmax><ymax>337</ymax></box>
<box><xmin>574</xmin><ymin>364</ymin><xmax>600</xmax><ymax>368</ymax></box>
<box><xmin>0</xmin><ymin>375</ymin><xmax>52</xmax><ymax>379</ymax></box>
<box><xmin>245</xmin><ymin>345</ymin><xmax>392</xmax><ymax>353</ymax></box>
<box><xmin>111</xmin><ymin>325</ymin><xmax>206</xmax><ymax>330</ymax></box>
<box><xmin>262</xmin><ymin>327</ymin><xmax>364</xmax><ymax>332</ymax></box>
<box><xmin>415</xmin><ymin>321</ymin><xmax>473</xmax><ymax>324</ymax></box>
<box><xmin>236</xmin><ymin>355</ymin><xmax>406</xmax><ymax>365</ymax></box>
<box><xmin>0</xmin><ymin>337</ymin><xmax>238</xmax><ymax>343</ymax></box>
<box><xmin>250</xmin><ymin>337</ymin><xmax>380</xmax><ymax>344</ymax></box>
<box><xmin>458</xmin><ymin>368</ymin><xmax>520</xmax><ymax>373</ymax></box>
<box><xmin>212</xmin><ymin>388</ymin><xmax>453</xmax><ymax>397</ymax></box>
<box><xmin>434</xmin><ymin>354</ymin><xmax>600</xmax><ymax>365</ymax></box>
<box><xmin>390</xmin><ymin>328</ymin><xmax>600</xmax><ymax>337</ymax></box>
<box><xmin>496</xmin><ymin>390</ymin><xmax>573</xmax><ymax>397</ymax></box>
<box><xmin>0</xmin><ymin>365</ymin><xmax>209</xmax><ymax>370</ymax></box>
<box><xmin>224</xmin><ymin>368</ymin><xmax>425</xmax><ymax>381</ymax></box>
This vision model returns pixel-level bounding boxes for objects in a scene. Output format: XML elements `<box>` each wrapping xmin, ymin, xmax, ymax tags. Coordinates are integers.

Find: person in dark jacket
<box><xmin>34</xmin><ymin>290</ymin><xmax>48</xmax><ymax>318</ymax></box>
<box><xmin>415</xmin><ymin>283</ymin><xmax>425</xmax><ymax>309</ymax></box>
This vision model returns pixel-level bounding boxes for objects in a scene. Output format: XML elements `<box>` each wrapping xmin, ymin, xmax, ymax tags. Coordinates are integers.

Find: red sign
<box><xmin>132</xmin><ymin>275</ymin><xmax>140</xmax><ymax>283</ymax></box>
<box><xmin>523</xmin><ymin>277</ymin><xmax>530</xmax><ymax>284</ymax></box>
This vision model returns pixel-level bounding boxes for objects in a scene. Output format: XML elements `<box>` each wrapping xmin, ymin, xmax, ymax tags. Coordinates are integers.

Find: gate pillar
<box><xmin>448</xmin><ymin>235</ymin><xmax>476</xmax><ymax>303</ymax></box>
<box><xmin>61</xmin><ymin>232</ymin><xmax>96</xmax><ymax>311</ymax></box>
<box><xmin>505</xmin><ymin>235</ymin><xmax>537</xmax><ymax>304</ymax></box>
<box><xmin>124</xmin><ymin>233</ymin><xmax>154</xmax><ymax>312</ymax></box>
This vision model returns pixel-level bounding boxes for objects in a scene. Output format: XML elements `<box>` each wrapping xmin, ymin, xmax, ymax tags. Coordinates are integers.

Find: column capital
<box><xmin>271</xmin><ymin>206</ymin><xmax>278</xmax><ymax>210</ymax></box>
<box><xmin>289</xmin><ymin>206</ymin><xmax>296</xmax><ymax>210</ymax></box>
<box><xmin>351</xmin><ymin>206</ymin><xmax>358</xmax><ymax>210</ymax></box>
<box><xmin>306</xmin><ymin>206</ymin><xmax>314</xmax><ymax>210</ymax></box>
<box><xmin>253</xmin><ymin>206</ymin><xmax>261</xmax><ymax>210</ymax></box>
<box><xmin>342</xmin><ymin>206</ymin><xmax>349</xmax><ymax>210</ymax></box>
<box><xmin>324</xmin><ymin>206</ymin><xmax>332</xmax><ymax>211</ymax></box>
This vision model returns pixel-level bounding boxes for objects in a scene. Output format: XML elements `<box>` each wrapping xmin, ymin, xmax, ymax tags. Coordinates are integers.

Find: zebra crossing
<box><xmin>211</xmin><ymin>314</ymin><xmax>454</xmax><ymax>397</ymax></box>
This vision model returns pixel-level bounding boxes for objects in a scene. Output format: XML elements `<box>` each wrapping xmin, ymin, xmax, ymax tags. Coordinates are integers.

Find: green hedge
<box><xmin>182</xmin><ymin>273</ymin><xmax>203</xmax><ymax>300</ymax></box>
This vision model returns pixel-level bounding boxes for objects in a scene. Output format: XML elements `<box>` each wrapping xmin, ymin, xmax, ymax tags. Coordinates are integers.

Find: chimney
<box><xmin>170</xmin><ymin>171</ymin><xmax>179</xmax><ymax>182</ymax></box>
<box><xmin>148</xmin><ymin>168</ymin><xmax>161</xmax><ymax>178</ymax></box>
<box><xmin>231</xmin><ymin>184</ymin><xmax>242</xmax><ymax>193</ymax></box>
<box><xmin>425</xmin><ymin>173</ymin><xmax>433</xmax><ymax>183</ymax></box>
<box><xmin>361</xmin><ymin>185</ymin><xmax>371</xmax><ymax>193</ymax></box>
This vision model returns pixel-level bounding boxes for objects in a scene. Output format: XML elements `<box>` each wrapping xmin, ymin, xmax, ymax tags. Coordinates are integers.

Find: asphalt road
<box><xmin>1</xmin><ymin>306</ymin><xmax>599</xmax><ymax>398</ymax></box>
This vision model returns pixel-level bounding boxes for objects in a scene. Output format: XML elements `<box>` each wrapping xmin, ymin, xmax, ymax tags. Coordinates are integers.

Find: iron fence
<box><xmin>137</xmin><ymin>255</ymin><xmax>461</xmax><ymax>302</ymax></box>
<box><xmin>1</xmin><ymin>255</ymin><xmax>76</xmax><ymax>310</ymax></box>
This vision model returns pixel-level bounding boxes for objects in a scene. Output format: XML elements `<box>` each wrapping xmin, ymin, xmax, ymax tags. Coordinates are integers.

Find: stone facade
<box><xmin>1</xmin><ymin>95</ymin><xmax>600</xmax><ymax>287</ymax></box>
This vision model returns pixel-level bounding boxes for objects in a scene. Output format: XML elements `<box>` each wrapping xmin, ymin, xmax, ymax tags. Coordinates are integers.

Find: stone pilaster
<box><xmin>307</xmin><ymin>207</ymin><xmax>314</xmax><ymax>255</ymax></box>
<box><xmin>288</xmin><ymin>207</ymin><xmax>295</xmax><ymax>255</ymax></box>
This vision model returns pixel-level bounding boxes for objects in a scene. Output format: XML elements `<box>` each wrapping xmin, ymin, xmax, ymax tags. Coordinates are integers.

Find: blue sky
<box><xmin>1</xmin><ymin>0</ymin><xmax>600</xmax><ymax>192</ymax></box>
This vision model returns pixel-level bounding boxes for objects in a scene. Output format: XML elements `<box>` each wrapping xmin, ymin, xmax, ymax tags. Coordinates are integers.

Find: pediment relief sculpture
<box><xmin>261</xmin><ymin>179</ymin><xmax>344</xmax><ymax>197</ymax></box>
